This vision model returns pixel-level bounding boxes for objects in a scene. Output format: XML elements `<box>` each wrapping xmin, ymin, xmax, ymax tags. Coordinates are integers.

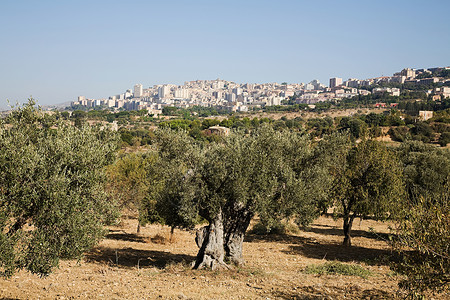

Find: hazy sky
<box><xmin>1</xmin><ymin>0</ymin><xmax>449</xmax><ymax>108</ymax></box>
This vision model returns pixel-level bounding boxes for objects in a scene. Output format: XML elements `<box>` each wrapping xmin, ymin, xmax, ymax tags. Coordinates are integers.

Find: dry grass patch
<box><xmin>1</xmin><ymin>216</ymin><xmax>447</xmax><ymax>299</ymax></box>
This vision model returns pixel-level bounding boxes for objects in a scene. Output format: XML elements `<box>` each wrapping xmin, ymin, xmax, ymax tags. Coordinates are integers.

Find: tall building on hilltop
<box><xmin>329</xmin><ymin>77</ymin><xmax>343</xmax><ymax>88</ymax></box>
<box><xmin>134</xmin><ymin>84</ymin><xmax>143</xmax><ymax>98</ymax></box>
<box><xmin>158</xmin><ymin>85</ymin><xmax>170</xmax><ymax>99</ymax></box>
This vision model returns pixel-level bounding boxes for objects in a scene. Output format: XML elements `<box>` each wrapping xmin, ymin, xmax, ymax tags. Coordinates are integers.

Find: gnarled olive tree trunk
<box><xmin>193</xmin><ymin>211</ymin><xmax>228</xmax><ymax>270</ymax></box>
<box><xmin>193</xmin><ymin>206</ymin><xmax>253</xmax><ymax>269</ymax></box>
<box><xmin>223</xmin><ymin>204</ymin><xmax>253</xmax><ymax>266</ymax></box>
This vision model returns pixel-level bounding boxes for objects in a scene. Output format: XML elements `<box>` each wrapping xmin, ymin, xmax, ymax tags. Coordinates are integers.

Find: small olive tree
<box><xmin>106</xmin><ymin>152</ymin><xmax>159</xmax><ymax>233</ymax></box>
<box><xmin>0</xmin><ymin>100</ymin><xmax>119</xmax><ymax>277</ymax></box>
<box><xmin>330</xmin><ymin>139</ymin><xmax>405</xmax><ymax>246</ymax></box>
<box><xmin>150</xmin><ymin>126</ymin><xmax>346</xmax><ymax>269</ymax></box>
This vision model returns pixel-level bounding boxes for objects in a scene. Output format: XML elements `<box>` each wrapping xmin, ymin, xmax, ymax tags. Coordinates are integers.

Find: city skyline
<box><xmin>1</xmin><ymin>0</ymin><xmax>449</xmax><ymax>109</ymax></box>
<box><xmin>70</xmin><ymin>67</ymin><xmax>449</xmax><ymax>115</ymax></box>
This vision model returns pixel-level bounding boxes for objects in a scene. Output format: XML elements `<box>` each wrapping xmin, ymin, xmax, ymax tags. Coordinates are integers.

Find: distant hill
<box><xmin>41</xmin><ymin>101</ymin><xmax>72</xmax><ymax>111</ymax></box>
<box><xmin>0</xmin><ymin>101</ymin><xmax>72</xmax><ymax>112</ymax></box>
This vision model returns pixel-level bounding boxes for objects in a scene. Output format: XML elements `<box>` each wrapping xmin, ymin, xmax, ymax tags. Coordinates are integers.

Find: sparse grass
<box><xmin>236</xmin><ymin>266</ymin><xmax>266</xmax><ymax>278</ymax></box>
<box><xmin>304</xmin><ymin>261</ymin><xmax>373</xmax><ymax>279</ymax></box>
<box><xmin>163</xmin><ymin>260</ymin><xmax>192</xmax><ymax>273</ymax></box>
<box><xmin>141</xmin><ymin>267</ymin><xmax>160</xmax><ymax>277</ymax></box>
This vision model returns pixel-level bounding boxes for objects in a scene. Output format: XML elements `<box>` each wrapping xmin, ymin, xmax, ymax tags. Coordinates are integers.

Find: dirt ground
<box><xmin>0</xmin><ymin>216</ymin><xmax>446</xmax><ymax>299</ymax></box>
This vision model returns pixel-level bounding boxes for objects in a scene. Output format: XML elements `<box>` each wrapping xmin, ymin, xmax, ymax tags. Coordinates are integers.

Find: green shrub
<box><xmin>388</xmin><ymin>126</ymin><xmax>410</xmax><ymax>142</ymax></box>
<box><xmin>249</xmin><ymin>221</ymin><xmax>287</xmax><ymax>235</ymax></box>
<box><xmin>304</xmin><ymin>261</ymin><xmax>372</xmax><ymax>279</ymax></box>
<box><xmin>248</xmin><ymin>220</ymin><xmax>299</xmax><ymax>235</ymax></box>
<box><xmin>438</xmin><ymin>132</ymin><xmax>450</xmax><ymax>147</ymax></box>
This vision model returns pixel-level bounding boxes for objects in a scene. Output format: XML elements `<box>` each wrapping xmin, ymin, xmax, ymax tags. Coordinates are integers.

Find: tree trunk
<box><xmin>193</xmin><ymin>212</ymin><xmax>229</xmax><ymax>270</ymax></box>
<box><xmin>169</xmin><ymin>226</ymin><xmax>175</xmax><ymax>243</ymax></box>
<box><xmin>343</xmin><ymin>215</ymin><xmax>355</xmax><ymax>246</ymax></box>
<box><xmin>223</xmin><ymin>207</ymin><xmax>253</xmax><ymax>266</ymax></box>
<box><xmin>136</xmin><ymin>221</ymin><xmax>141</xmax><ymax>234</ymax></box>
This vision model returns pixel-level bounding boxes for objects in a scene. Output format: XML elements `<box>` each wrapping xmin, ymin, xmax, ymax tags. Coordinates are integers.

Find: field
<box><xmin>0</xmin><ymin>216</ymin><xmax>445</xmax><ymax>299</ymax></box>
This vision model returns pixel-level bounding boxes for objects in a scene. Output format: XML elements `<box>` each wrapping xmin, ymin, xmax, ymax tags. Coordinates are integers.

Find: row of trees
<box><xmin>111</xmin><ymin>127</ymin><xmax>448</xmax><ymax>293</ymax></box>
<box><xmin>134</xmin><ymin>111</ymin><xmax>450</xmax><ymax>147</ymax></box>
<box><xmin>1</xmin><ymin>100</ymin><xmax>448</xmax><ymax>295</ymax></box>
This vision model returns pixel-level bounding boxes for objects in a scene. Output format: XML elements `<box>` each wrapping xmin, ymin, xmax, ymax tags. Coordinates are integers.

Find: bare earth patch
<box><xmin>1</xmin><ymin>216</ymin><xmax>446</xmax><ymax>299</ymax></box>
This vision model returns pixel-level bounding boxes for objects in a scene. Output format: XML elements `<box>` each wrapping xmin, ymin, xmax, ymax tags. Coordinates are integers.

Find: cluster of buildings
<box><xmin>71</xmin><ymin>67</ymin><xmax>450</xmax><ymax>114</ymax></box>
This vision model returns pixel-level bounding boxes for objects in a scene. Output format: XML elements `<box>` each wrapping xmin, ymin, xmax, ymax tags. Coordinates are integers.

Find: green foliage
<box><xmin>388</xmin><ymin>126</ymin><xmax>410</xmax><ymax>142</ymax></box>
<box><xmin>150</xmin><ymin>126</ymin><xmax>343</xmax><ymax>234</ymax></box>
<box><xmin>397</xmin><ymin>141</ymin><xmax>450</xmax><ymax>200</ymax></box>
<box><xmin>161</xmin><ymin>106</ymin><xmax>227</xmax><ymax>118</ymax></box>
<box><xmin>148</xmin><ymin>128</ymin><xmax>204</xmax><ymax>229</ymax></box>
<box><xmin>264</xmin><ymin>104</ymin><xmax>309</xmax><ymax>113</ymax></box>
<box><xmin>106</xmin><ymin>152</ymin><xmax>158</xmax><ymax>229</ymax></box>
<box><xmin>392</xmin><ymin>192</ymin><xmax>449</xmax><ymax>295</ymax></box>
<box><xmin>0</xmin><ymin>99</ymin><xmax>120</xmax><ymax>277</ymax></box>
<box><xmin>162</xmin><ymin>106</ymin><xmax>178</xmax><ymax>116</ymax></box>
<box><xmin>384</xmin><ymin>112</ymin><xmax>405</xmax><ymax>126</ymax></box>
<box><xmin>338</xmin><ymin>117</ymin><xmax>368</xmax><ymax>140</ymax></box>
<box><xmin>432</xmin><ymin>108</ymin><xmax>450</xmax><ymax>123</ymax></box>
<box><xmin>363</xmin><ymin>112</ymin><xmax>386</xmax><ymax>127</ymax></box>
<box><xmin>410</xmin><ymin>122</ymin><xmax>435</xmax><ymax>143</ymax></box>
<box><xmin>304</xmin><ymin>261</ymin><xmax>373</xmax><ymax>279</ymax></box>
<box><xmin>330</xmin><ymin>139</ymin><xmax>405</xmax><ymax>245</ymax></box>
<box><xmin>248</xmin><ymin>220</ymin><xmax>299</xmax><ymax>235</ymax></box>
<box><xmin>306</xmin><ymin>117</ymin><xmax>333</xmax><ymax>137</ymax></box>
<box><xmin>438</xmin><ymin>132</ymin><xmax>450</xmax><ymax>147</ymax></box>
<box><xmin>391</xmin><ymin>142</ymin><xmax>450</xmax><ymax>295</ymax></box>
<box><xmin>118</xmin><ymin>127</ymin><xmax>155</xmax><ymax>146</ymax></box>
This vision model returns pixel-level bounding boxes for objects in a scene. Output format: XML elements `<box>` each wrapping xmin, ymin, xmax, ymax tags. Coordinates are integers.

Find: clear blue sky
<box><xmin>1</xmin><ymin>0</ymin><xmax>449</xmax><ymax>108</ymax></box>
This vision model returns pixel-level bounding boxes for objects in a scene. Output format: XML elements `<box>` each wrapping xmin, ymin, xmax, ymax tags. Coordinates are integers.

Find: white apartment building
<box><xmin>174</xmin><ymin>88</ymin><xmax>190</xmax><ymax>99</ymax></box>
<box><xmin>134</xmin><ymin>84</ymin><xmax>143</xmax><ymax>98</ymax></box>
<box><xmin>158</xmin><ymin>85</ymin><xmax>171</xmax><ymax>99</ymax></box>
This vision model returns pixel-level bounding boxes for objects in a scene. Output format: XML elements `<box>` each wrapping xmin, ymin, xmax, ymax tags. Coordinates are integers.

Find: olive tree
<box><xmin>330</xmin><ymin>139</ymin><xmax>405</xmax><ymax>246</ymax></box>
<box><xmin>392</xmin><ymin>141</ymin><xmax>450</xmax><ymax>295</ymax></box>
<box><xmin>0</xmin><ymin>100</ymin><xmax>119</xmax><ymax>277</ymax></box>
<box><xmin>106</xmin><ymin>152</ymin><xmax>158</xmax><ymax>233</ymax></box>
<box><xmin>150</xmin><ymin>126</ymin><xmax>346</xmax><ymax>269</ymax></box>
<box><xmin>393</xmin><ymin>191</ymin><xmax>449</xmax><ymax>296</ymax></box>
<box><xmin>397</xmin><ymin>141</ymin><xmax>450</xmax><ymax>201</ymax></box>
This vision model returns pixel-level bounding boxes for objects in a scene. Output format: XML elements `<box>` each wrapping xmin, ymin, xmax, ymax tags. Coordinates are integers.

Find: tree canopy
<box><xmin>148</xmin><ymin>126</ymin><xmax>348</xmax><ymax>268</ymax></box>
<box><xmin>330</xmin><ymin>139</ymin><xmax>405</xmax><ymax>246</ymax></box>
<box><xmin>391</xmin><ymin>141</ymin><xmax>450</xmax><ymax>294</ymax></box>
<box><xmin>0</xmin><ymin>100</ymin><xmax>119</xmax><ymax>277</ymax></box>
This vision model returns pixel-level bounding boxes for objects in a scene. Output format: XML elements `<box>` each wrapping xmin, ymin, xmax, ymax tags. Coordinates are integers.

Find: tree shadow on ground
<box><xmin>282</xmin><ymin>240</ymin><xmax>396</xmax><ymax>265</ymax></box>
<box><xmin>304</xmin><ymin>224</ymin><xmax>391</xmax><ymax>242</ymax></box>
<box><xmin>85</xmin><ymin>246</ymin><xmax>195</xmax><ymax>269</ymax></box>
<box><xmin>105</xmin><ymin>231</ymin><xmax>148</xmax><ymax>243</ymax></box>
<box><xmin>271</xmin><ymin>286</ymin><xmax>393</xmax><ymax>299</ymax></box>
<box><xmin>245</xmin><ymin>233</ymin><xmax>313</xmax><ymax>245</ymax></box>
